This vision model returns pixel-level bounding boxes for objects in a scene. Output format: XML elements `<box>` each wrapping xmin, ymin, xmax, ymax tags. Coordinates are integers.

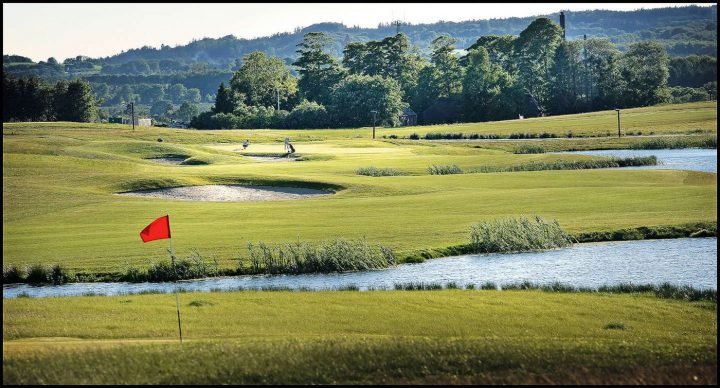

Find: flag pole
<box><xmin>168</xmin><ymin>218</ymin><xmax>183</xmax><ymax>345</ymax></box>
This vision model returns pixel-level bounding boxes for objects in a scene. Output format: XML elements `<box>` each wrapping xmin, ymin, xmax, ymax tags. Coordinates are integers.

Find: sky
<box><xmin>3</xmin><ymin>3</ymin><xmax>713</xmax><ymax>62</ymax></box>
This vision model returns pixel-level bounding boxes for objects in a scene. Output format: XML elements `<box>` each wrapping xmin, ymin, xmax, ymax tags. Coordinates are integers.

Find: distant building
<box><xmin>399</xmin><ymin>107</ymin><xmax>417</xmax><ymax>126</ymax></box>
<box><xmin>108</xmin><ymin>117</ymin><xmax>123</xmax><ymax>124</ymax></box>
<box><xmin>122</xmin><ymin>117</ymin><xmax>153</xmax><ymax>126</ymax></box>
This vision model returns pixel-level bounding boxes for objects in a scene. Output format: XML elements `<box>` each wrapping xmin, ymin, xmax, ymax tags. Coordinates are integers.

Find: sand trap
<box><xmin>117</xmin><ymin>185</ymin><xmax>332</xmax><ymax>202</ymax></box>
<box><xmin>146</xmin><ymin>157</ymin><xmax>186</xmax><ymax>165</ymax></box>
<box><xmin>244</xmin><ymin>155</ymin><xmax>298</xmax><ymax>162</ymax></box>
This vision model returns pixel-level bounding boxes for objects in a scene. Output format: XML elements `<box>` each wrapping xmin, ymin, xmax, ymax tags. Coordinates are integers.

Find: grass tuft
<box><xmin>469</xmin><ymin>215</ymin><xmax>574</xmax><ymax>254</ymax></box>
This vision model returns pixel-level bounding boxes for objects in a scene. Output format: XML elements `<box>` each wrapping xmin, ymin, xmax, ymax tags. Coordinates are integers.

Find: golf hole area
<box><xmin>116</xmin><ymin>185</ymin><xmax>333</xmax><ymax>202</ymax></box>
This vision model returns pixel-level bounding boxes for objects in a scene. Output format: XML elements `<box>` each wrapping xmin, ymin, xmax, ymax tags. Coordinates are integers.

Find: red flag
<box><xmin>140</xmin><ymin>215</ymin><xmax>171</xmax><ymax>242</ymax></box>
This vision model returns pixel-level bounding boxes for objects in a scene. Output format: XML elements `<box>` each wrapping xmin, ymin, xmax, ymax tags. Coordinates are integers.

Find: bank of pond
<box><xmin>3</xmin><ymin>237</ymin><xmax>715</xmax><ymax>299</ymax></box>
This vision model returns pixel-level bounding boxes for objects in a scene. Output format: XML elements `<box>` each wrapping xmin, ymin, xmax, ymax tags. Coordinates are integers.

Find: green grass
<box><xmin>3</xmin><ymin>290</ymin><xmax>717</xmax><ymax>384</ymax></box>
<box><xmin>2</xmin><ymin>101</ymin><xmax>717</xmax><ymax>278</ymax></box>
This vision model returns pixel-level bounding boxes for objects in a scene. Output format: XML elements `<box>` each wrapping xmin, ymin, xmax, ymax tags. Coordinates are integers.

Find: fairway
<box><xmin>3</xmin><ymin>290</ymin><xmax>716</xmax><ymax>384</ymax></box>
<box><xmin>2</xmin><ymin>102</ymin><xmax>717</xmax><ymax>276</ymax></box>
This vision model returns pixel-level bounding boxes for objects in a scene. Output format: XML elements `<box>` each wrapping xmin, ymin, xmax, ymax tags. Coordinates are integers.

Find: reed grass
<box><xmin>241</xmin><ymin>238</ymin><xmax>395</xmax><ymax>275</ymax></box>
<box><xmin>512</xmin><ymin>144</ymin><xmax>546</xmax><ymax>154</ymax></box>
<box><xmin>428</xmin><ymin>164</ymin><xmax>464</xmax><ymax>175</ymax></box>
<box><xmin>356</xmin><ymin>166</ymin><xmax>409</xmax><ymax>177</ymax></box>
<box><xmin>469</xmin><ymin>215</ymin><xmax>574</xmax><ymax>253</ymax></box>
<box><xmin>469</xmin><ymin>156</ymin><xmax>658</xmax><ymax>174</ymax></box>
<box><xmin>629</xmin><ymin>136</ymin><xmax>717</xmax><ymax>149</ymax></box>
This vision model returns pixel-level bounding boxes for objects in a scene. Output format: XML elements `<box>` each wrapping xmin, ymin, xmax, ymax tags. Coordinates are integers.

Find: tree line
<box><xmin>192</xmin><ymin>17</ymin><xmax>716</xmax><ymax>130</ymax></box>
<box><xmin>3</xmin><ymin>73</ymin><xmax>97</xmax><ymax>122</ymax></box>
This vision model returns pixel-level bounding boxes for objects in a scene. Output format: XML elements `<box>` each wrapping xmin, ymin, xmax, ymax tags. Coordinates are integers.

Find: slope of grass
<box><xmin>3</xmin><ymin>290</ymin><xmax>716</xmax><ymax>384</ymax></box>
<box><xmin>2</xmin><ymin>102</ymin><xmax>717</xmax><ymax>276</ymax></box>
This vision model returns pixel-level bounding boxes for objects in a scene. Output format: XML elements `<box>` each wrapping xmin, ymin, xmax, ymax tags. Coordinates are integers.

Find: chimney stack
<box><xmin>560</xmin><ymin>11</ymin><xmax>566</xmax><ymax>40</ymax></box>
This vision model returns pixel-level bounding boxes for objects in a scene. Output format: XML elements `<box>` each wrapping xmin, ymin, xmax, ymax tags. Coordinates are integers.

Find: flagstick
<box><xmin>169</xmin><ymin>236</ymin><xmax>183</xmax><ymax>344</ymax></box>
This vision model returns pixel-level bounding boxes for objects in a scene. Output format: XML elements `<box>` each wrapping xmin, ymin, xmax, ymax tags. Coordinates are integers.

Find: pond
<box><xmin>3</xmin><ymin>238</ymin><xmax>716</xmax><ymax>298</ymax></box>
<box><xmin>555</xmin><ymin>148</ymin><xmax>716</xmax><ymax>173</ymax></box>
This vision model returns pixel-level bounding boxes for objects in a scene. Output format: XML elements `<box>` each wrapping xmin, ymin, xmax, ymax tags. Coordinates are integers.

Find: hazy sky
<box><xmin>3</xmin><ymin>3</ymin><xmax>712</xmax><ymax>62</ymax></box>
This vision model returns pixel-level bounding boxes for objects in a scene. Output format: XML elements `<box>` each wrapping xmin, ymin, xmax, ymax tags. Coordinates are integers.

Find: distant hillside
<box><xmin>3</xmin><ymin>5</ymin><xmax>716</xmax><ymax>108</ymax></box>
<box><xmin>103</xmin><ymin>4</ymin><xmax>717</xmax><ymax>66</ymax></box>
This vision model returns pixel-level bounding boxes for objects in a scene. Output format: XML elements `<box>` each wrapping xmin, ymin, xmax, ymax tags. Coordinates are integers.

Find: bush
<box><xmin>408</xmin><ymin>133</ymin><xmax>420</xmax><ymax>140</ymax></box>
<box><xmin>469</xmin><ymin>215</ymin><xmax>573</xmax><ymax>253</ymax></box>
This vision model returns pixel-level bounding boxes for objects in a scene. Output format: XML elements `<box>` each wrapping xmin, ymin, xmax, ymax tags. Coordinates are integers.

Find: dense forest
<box><xmin>2</xmin><ymin>5</ymin><xmax>717</xmax><ymax>126</ymax></box>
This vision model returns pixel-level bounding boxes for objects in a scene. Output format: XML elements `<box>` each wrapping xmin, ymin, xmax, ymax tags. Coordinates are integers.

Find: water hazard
<box><xmin>4</xmin><ymin>238</ymin><xmax>716</xmax><ymax>298</ymax></box>
<box><xmin>556</xmin><ymin>148</ymin><xmax>717</xmax><ymax>173</ymax></box>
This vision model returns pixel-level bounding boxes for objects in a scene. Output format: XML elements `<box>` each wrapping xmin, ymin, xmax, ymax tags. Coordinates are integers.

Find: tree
<box><xmin>515</xmin><ymin>18</ymin><xmax>564</xmax><ymax>111</ymax></box>
<box><xmin>167</xmin><ymin>83</ymin><xmax>187</xmax><ymax>103</ymax></box>
<box><xmin>293</xmin><ymin>32</ymin><xmax>347</xmax><ymax>105</ymax></box>
<box><xmin>430</xmin><ymin>35</ymin><xmax>464</xmax><ymax>98</ymax></box>
<box><xmin>620</xmin><ymin>41</ymin><xmax>671</xmax><ymax>107</ymax></box>
<box><xmin>185</xmin><ymin>88</ymin><xmax>202</xmax><ymax>103</ymax></box>
<box><xmin>64</xmin><ymin>79</ymin><xmax>97</xmax><ymax>122</ymax></box>
<box><xmin>329</xmin><ymin>74</ymin><xmax>404</xmax><ymax>127</ymax></box>
<box><xmin>150</xmin><ymin>100</ymin><xmax>174</xmax><ymax>116</ymax></box>
<box><xmin>466</xmin><ymin>35</ymin><xmax>517</xmax><ymax>74</ymax></box>
<box><xmin>174</xmin><ymin>101</ymin><xmax>199</xmax><ymax>122</ymax></box>
<box><xmin>548</xmin><ymin>41</ymin><xmax>585</xmax><ymax>114</ymax></box>
<box><xmin>584</xmin><ymin>38</ymin><xmax>626</xmax><ymax>110</ymax></box>
<box><xmin>230</xmin><ymin>51</ymin><xmax>298</xmax><ymax>109</ymax></box>
<box><xmin>47</xmin><ymin>57</ymin><xmax>58</xmax><ymax>65</ymax></box>
<box><xmin>212</xmin><ymin>82</ymin><xmax>238</xmax><ymax>114</ymax></box>
<box><xmin>50</xmin><ymin>80</ymin><xmax>70</xmax><ymax>120</ymax></box>
<box><xmin>461</xmin><ymin>48</ymin><xmax>522</xmax><ymax>122</ymax></box>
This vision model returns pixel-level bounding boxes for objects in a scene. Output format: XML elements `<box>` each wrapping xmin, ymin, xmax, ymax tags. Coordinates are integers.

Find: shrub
<box><xmin>408</xmin><ymin>133</ymin><xmax>420</xmax><ymax>140</ymax></box>
<box><xmin>469</xmin><ymin>215</ymin><xmax>573</xmax><ymax>254</ymax></box>
<box><xmin>428</xmin><ymin>164</ymin><xmax>464</xmax><ymax>175</ymax></box>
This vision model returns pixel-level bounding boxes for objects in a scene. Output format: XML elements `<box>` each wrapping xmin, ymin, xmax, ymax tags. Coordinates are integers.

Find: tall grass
<box><xmin>3</xmin><ymin>264</ymin><xmax>24</xmax><ymax>284</ymax></box>
<box><xmin>147</xmin><ymin>249</ymin><xmax>220</xmax><ymax>282</ymax></box>
<box><xmin>388</xmin><ymin>280</ymin><xmax>716</xmax><ymax>302</ymax></box>
<box><xmin>512</xmin><ymin>144</ymin><xmax>546</xmax><ymax>154</ymax></box>
<box><xmin>428</xmin><ymin>165</ymin><xmax>464</xmax><ymax>175</ymax></box>
<box><xmin>629</xmin><ymin>136</ymin><xmax>717</xmax><ymax>149</ymax></box>
<box><xmin>356</xmin><ymin>166</ymin><xmax>409</xmax><ymax>177</ymax></box>
<box><xmin>241</xmin><ymin>238</ymin><xmax>395</xmax><ymax>275</ymax></box>
<box><xmin>468</xmin><ymin>156</ymin><xmax>657</xmax><ymax>174</ymax></box>
<box><xmin>469</xmin><ymin>215</ymin><xmax>574</xmax><ymax>253</ymax></box>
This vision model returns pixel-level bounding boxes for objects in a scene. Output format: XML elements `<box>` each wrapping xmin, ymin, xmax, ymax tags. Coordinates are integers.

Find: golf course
<box><xmin>3</xmin><ymin>101</ymin><xmax>718</xmax><ymax>384</ymax></box>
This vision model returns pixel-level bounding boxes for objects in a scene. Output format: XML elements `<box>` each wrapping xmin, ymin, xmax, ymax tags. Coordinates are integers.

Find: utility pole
<box><xmin>277</xmin><ymin>87</ymin><xmax>280</xmax><ymax>111</ymax></box>
<box><xmin>127</xmin><ymin>102</ymin><xmax>135</xmax><ymax>131</ymax></box>
<box><xmin>615</xmin><ymin>109</ymin><xmax>621</xmax><ymax>138</ymax></box>
<box><xmin>371</xmin><ymin>110</ymin><xmax>378</xmax><ymax>139</ymax></box>
<box><xmin>395</xmin><ymin>20</ymin><xmax>401</xmax><ymax>35</ymax></box>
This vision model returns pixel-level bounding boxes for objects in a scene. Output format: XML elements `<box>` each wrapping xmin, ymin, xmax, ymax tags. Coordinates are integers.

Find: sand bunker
<box><xmin>117</xmin><ymin>185</ymin><xmax>332</xmax><ymax>202</ymax></box>
<box><xmin>244</xmin><ymin>155</ymin><xmax>298</xmax><ymax>162</ymax></box>
<box><xmin>146</xmin><ymin>157</ymin><xmax>186</xmax><ymax>165</ymax></box>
